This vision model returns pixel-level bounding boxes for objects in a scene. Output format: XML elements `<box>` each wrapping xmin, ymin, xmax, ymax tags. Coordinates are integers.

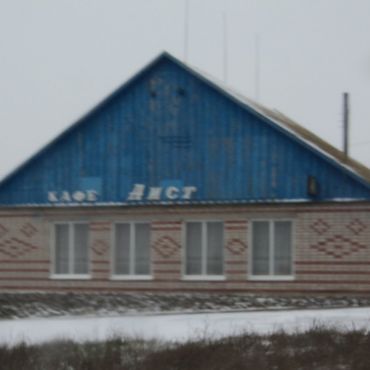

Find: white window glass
<box><xmin>114</xmin><ymin>223</ymin><xmax>151</xmax><ymax>276</ymax></box>
<box><xmin>186</xmin><ymin>221</ymin><xmax>224</xmax><ymax>276</ymax></box>
<box><xmin>54</xmin><ymin>223</ymin><xmax>89</xmax><ymax>275</ymax></box>
<box><xmin>55</xmin><ymin>224</ymin><xmax>69</xmax><ymax>274</ymax></box>
<box><xmin>186</xmin><ymin>222</ymin><xmax>202</xmax><ymax>275</ymax></box>
<box><xmin>252</xmin><ymin>221</ymin><xmax>269</xmax><ymax>275</ymax></box>
<box><xmin>274</xmin><ymin>221</ymin><xmax>292</xmax><ymax>275</ymax></box>
<box><xmin>115</xmin><ymin>224</ymin><xmax>130</xmax><ymax>274</ymax></box>
<box><xmin>251</xmin><ymin>220</ymin><xmax>292</xmax><ymax>277</ymax></box>
<box><xmin>74</xmin><ymin>224</ymin><xmax>89</xmax><ymax>274</ymax></box>
<box><xmin>207</xmin><ymin>222</ymin><xmax>223</xmax><ymax>275</ymax></box>
<box><xmin>135</xmin><ymin>223</ymin><xmax>150</xmax><ymax>275</ymax></box>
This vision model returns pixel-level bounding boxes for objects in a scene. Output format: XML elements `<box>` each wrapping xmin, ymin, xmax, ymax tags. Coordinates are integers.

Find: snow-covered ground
<box><xmin>1</xmin><ymin>307</ymin><xmax>370</xmax><ymax>346</ymax></box>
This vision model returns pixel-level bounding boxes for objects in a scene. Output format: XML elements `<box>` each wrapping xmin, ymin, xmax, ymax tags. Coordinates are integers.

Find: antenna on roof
<box><xmin>343</xmin><ymin>92</ymin><xmax>350</xmax><ymax>158</ymax></box>
<box><xmin>223</xmin><ymin>12</ymin><xmax>228</xmax><ymax>84</ymax></box>
<box><xmin>254</xmin><ymin>33</ymin><xmax>261</xmax><ymax>102</ymax></box>
<box><xmin>184</xmin><ymin>0</ymin><xmax>190</xmax><ymax>62</ymax></box>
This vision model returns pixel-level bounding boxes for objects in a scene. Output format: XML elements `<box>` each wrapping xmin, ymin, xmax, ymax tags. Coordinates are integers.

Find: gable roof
<box><xmin>0</xmin><ymin>51</ymin><xmax>370</xmax><ymax>206</ymax></box>
<box><xmin>174</xmin><ymin>55</ymin><xmax>370</xmax><ymax>186</ymax></box>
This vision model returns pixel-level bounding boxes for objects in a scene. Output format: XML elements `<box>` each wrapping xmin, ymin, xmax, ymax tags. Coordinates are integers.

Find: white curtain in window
<box><xmin>206</xmin><ymin>222</ymin><xmax>223</xmax><ymax>275</ymax></box>
<box><xmin>252</xmin><ymin>221</ymin><xmax>269</xmax><ymax>275</ymax></box>
<box><xmin>55</xmin><ymin>224</ymin><xmax>69</xmax><ymax>274</ymax></box>
<box><xmin>115</xmin><ymin>223</ymin><xmax>130</xmax><ymax>274</ymax></box>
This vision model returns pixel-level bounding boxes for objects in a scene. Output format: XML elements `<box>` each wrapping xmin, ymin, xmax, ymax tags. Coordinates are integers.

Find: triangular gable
<box><xmin>0</xmin><ymin>51</ymin><xmax>370</xmax><ymax>206</ymax></box>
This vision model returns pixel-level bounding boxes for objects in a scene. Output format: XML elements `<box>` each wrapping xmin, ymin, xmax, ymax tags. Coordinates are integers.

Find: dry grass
<box><xmin>1</xmin><ymin>327</ymin><xmax>370</xmax><ymax>370</ymax></box>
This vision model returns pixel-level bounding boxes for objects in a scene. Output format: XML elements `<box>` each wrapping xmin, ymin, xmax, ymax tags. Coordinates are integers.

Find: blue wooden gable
<box><xmin>1</xmin><ymin>52</ymin><xmax>370</xmax><ymax>206</ymax></box>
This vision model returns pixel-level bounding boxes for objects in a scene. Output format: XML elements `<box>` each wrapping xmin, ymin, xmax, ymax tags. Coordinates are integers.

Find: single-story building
<box><xmin>0</xmin><ymin>52</ymin><xmax>370</xmax><ymax>294</ymax></box>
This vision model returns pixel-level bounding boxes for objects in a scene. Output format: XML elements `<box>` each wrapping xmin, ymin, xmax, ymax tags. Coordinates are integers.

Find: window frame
<box><xmin>249</xmin><ymin>218</ymin><xmax>295</xmax><ymax>281</ymax></box>
<box><xmin>50</xmin><ymin>221</ymin><xmax>91</xmax><ymax>280</ymax></box>
<box><xmin>111</xmin><ymin>221</ymin><xmax>152</xmax><ymax>280</ymax></box>
<box><xmin>182</xmin><ymin>220</ymin><xmax>225</xmax><ymax>281</ymax></box>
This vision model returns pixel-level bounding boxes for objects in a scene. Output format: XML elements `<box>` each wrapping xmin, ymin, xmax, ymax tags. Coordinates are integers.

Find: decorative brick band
<box><xmin>153</xmin><ymin>260</ymin><xmax>181</xmax><ymax>265</ymax></box>
<box><xmin>151</xmin><ymin>221</ymin><xmax>182</xmax><ymax>232</ymax></box>
<box><xmin>152</xmin><ymin>236</ymin><xmax>181</xmax><ymax>258</ymax></box>
<box><xmin>0</xmin><ymin>259</ymin><xmax>49</xmax><ymax>264</ymax></box>
<box><xmin>0</xmin><ymin>224</ymin><xmax>8</xmax><ymax>238</ymax></box>
<box><xmin>0</xmin><ymin>237</ymin><xmax>39</xmax><ymax>258</ymax></box>
<box><xmin>225</xmin><ymin>220</ymin><xmax>248</xmax><ymax>231</ymax></box>
<box><xmin>20</xmin><ymin>222</ymin><xmax>38</xmax><ymax>237</ymax></box>
<box><xmin>153</xmin><ymin>269</ymin><xmax>181</xmax><ymax>274</ymax></box>
<box><xmin>346</xmin><ymin>219</ymin><xmax>367</xmax><ymax>235</ymax></box>
<box><xmin>92</xmin><ymin>240</ymin><xmax>109</xmax><ymax>256</ymax></box>
<box><xmin>90</xmin><ymin>222</ymin><xmax>111</xmax><ymax>231</ymax></box>
<box><xmin>151</xmin><ymin>227</ymin><xmax>182</xmax><ymax>231</ymax></box>
<box><xmin>152</xmin><ymin>221</ymin><xmax>182</xmax><ymax>225</ymax></box>
<box><xmin>0</xmin><ymin>268</ymin><xmax>49</xmax><ymax>272</ymax></box>
<box><xmin>91</xmin><ymin>260</ymin><xmax>110</xmax><ymax>264</ymax></box>
<box><xmin>296</xmin><ymin>261</ymin><xmax>370</xmax><ymax>265</ymax></box>
<box><xmin>297</xmin><ymin>270</ymin><xmax>370</xmax><ymax>275</ymax></box>
<box><xmin>310</xmin><ymin>235</ymin><xmax>367</xmax><ymax>259</ymax></box>
<box><xmin>226</xmin><ymin>238</ymin><xmax>247</xmax><ymax>256</ymax></box>
<box><xmin>92</xmin><ymin>269</ymin><xmax>110</xmax><ymax>273</ymax></box>
<box><xmin>225</xmin><ymin>270</ymin><xmax>246</xmax><ymax>274</ymax></box>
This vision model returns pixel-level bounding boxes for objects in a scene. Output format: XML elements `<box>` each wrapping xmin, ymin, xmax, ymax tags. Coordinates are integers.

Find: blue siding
<box><xmin>0</xmin><ymin>55</ymin><xmax>370</xmax><ymax>206</ymax></box>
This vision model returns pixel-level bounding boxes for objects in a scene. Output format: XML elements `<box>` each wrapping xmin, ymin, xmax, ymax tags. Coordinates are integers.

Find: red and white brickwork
<box><xmin>0</xmin><ymin>203</ymin><xmax>369</xmax><ymax>294</ymax></box>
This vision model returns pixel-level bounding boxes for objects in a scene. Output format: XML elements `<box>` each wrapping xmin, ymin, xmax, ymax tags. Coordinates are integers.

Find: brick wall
<box><xmin>0</xmin><ymin>203</ymin><xmax>369</xmax><ymax>294</ymax></box>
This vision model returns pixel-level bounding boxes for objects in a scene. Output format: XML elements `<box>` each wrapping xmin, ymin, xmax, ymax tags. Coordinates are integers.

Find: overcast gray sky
<box><xmin>1</xmin><ymin>0</ymin><xmax>370</xmax><ymax>179</ymax></box>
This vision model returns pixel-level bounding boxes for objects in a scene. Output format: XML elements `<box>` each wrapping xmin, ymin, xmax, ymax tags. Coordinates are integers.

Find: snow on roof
<box><xmin>185</xmin><ymin>57</ymin><xmax>370</xmax><ymax>185</ymax></box>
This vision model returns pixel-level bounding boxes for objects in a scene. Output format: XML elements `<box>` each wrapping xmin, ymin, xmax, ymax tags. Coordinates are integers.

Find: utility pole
<box><xmin>343</xmin><ymin>92</ymin><xmax>350</xmax><ymax>158</ymax></box>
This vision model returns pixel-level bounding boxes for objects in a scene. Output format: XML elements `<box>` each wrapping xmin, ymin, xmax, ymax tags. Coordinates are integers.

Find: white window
<box><xmin>251</xmin><ymin>220</ymin><xmax>293</xmax><ymax>279</ymax></box>
<box><xmin>53</xmin><ymin>223</ymin><xmax>89</xmax><ymax>277</ymax></box>
<box><xmin>185</xmin><ymin>221</ymin><xmax>224</xmax><ymax>278</ymax></box>
<box><xmin>113</xmin><ymin>222</ymin><xmax>151</xmax><ymax>278</ymax></box>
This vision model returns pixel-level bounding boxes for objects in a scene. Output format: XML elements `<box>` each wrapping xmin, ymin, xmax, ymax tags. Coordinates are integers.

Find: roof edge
<box><xmin>1</xmin><ymin>50</ymin><xmax>370</xmax><ymax>193</ymax></box>
<box><xmin>0</xmin><ymin>51</ymin><xmax>173</xmax><ymax>188</ymax></box>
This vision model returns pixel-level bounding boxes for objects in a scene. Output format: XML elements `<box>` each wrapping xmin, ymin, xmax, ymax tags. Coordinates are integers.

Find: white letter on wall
<box><xmin>73</xmin><ymin>191</ymin><xmax>86</xmax><ymax>202</ymax></box>
<box><xmin>182</xmin><ymin>186</ymin><xmax>197</xmax><ymax>200</ymax></box>
<box><xmin>127</xmin><ymin>184</ymin><xmax>145</xmax><ymax>201</ymax></box>
<box><xmin>86</xmin><ymin>190</ymin><xmax>98</xmax><ymax>202</ymax></box>
<box><xmin>165</xmin><ymin>186</ymin><xmax>179</xmax><ymax>200</ymax></box>
<box><xmin>48</xmin><ymin>192</ymin><xmax>58</xmax><ymax>202</ymax></box>
<box><xmin>60</xmin><ymin>191</ymin><xmax>71</xmax><ymax>202</ymax></box>
<box><xmin>147</xmin><ymin>187</ymin><xmax>162</xmax><ymax>200</ymax></box>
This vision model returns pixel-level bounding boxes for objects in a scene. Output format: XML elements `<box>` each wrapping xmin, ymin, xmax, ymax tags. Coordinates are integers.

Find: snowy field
<box><xmin>1</xmin><ymin>307</ymin><xmax>370</xmax><ymax>346</ymax></box>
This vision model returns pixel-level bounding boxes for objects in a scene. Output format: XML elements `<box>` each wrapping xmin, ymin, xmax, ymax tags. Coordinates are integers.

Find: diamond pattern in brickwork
<box><xmin>20</xmin><ymin>222</ymin><xmax>38</xmax><ymax>237</ymax></box>
<box><xmin>0</xmin><ymin>224</ymin><xmax>8</xmax><ymax>239</ymax></box>
<box><xmin>310</xmin><ymin>219</ymin><xmax>330</xmax><ymax>235</ymax></box>
<box><xmin>346</xmin><ymin>219</ymin><xmax>367</xmax><ymax>235</ymax></box>
<box><xmin>310</xmin><ymin>234</ymin><xmax>366</xmax><ymax>259</ymax></box>
<box><xmin>153</xmin><ymin>236</ymin><xmax>180</xmax><ymax>259</ymax></box>
<box><xmin>226</xmin><ymin>238</ymin><xmax>247</xmax><ymax>256</ymax></box>
<box><xmin>0</xmin><ymin>237</ymin><xmax>39</xmax><ymax>258</ymax></box>
<box><xmin>92</xmin><ymin>240</ymin><xmax>109</xmax><ymax>256</ymax></box>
